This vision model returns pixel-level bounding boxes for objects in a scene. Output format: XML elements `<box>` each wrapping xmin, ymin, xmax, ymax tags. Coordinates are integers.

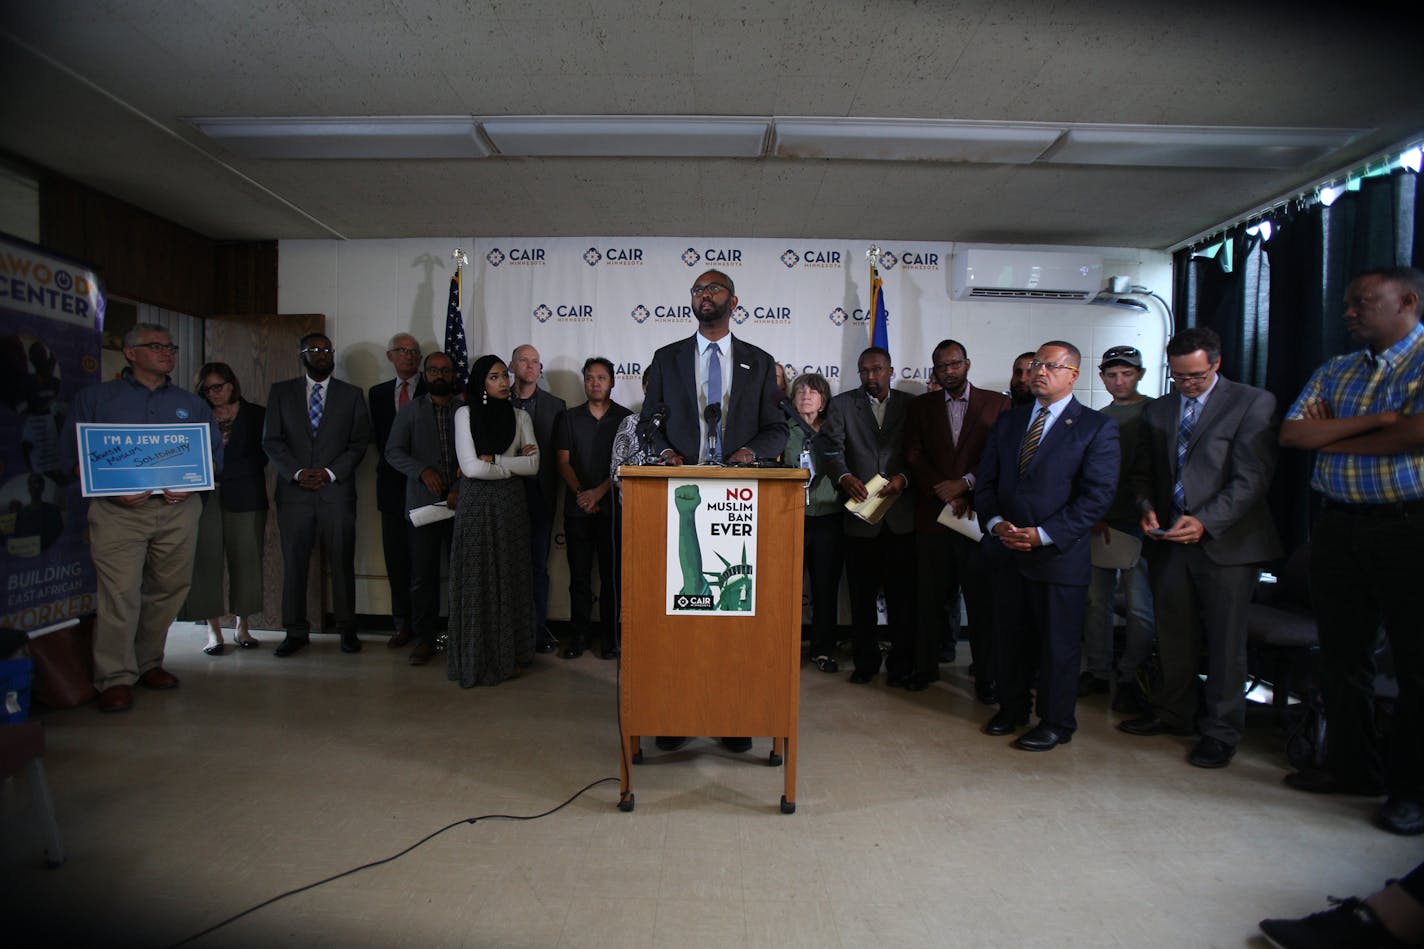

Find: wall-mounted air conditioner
<box><xmin>951</xmin><ymin>246</ymin><xmax>1104</xmax><ymax>303</ymax></box>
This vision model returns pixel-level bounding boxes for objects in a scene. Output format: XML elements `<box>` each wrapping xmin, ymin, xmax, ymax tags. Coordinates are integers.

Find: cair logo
<box><xmin>829</xmin><ymin>307</ymin><xmax>849</xmax><ymax>326</ymax></box>
<box><xmin>896</xmin><ymin>249</ymin><xmax>941</xmax><ymax>271</ymax></box>
<box><xmin>539</xmin><ymin>303</ymin><xmax>594</xmax><ymax>323</ymax></box>
<box><xmin>877</xmin><ymin>251</ymin><xmax>899</xmax><ymax>271</ymax></box>
<box><xmin>634</xmin><ymin>303</ymin><xmax>693</xmax><ymax>324</ymax></box>
<box><xmin>583</xmin><ymin>248</ymin><xmax>602</xmax><ymax>267</ymax></box>
<box><xmin>787</xmin><ymin>249</ymin><xmax>841</xmax><ymax>269</ymax></box>
<box><xmin>683</xmin><ymin>247</ymin><xmax>743</xmax><ymax>267</ymax></box>
<box><xmin>488</xmin><ymin>247</ymin><xmax>546</xmax><ymax>267</ymax></box>
<box><xmin>731</xmin><ymin>305</ymin><xmax>750</xmax><ymax>325</ymax></box>
<box><xmin>588</xmin><ymin>246</ymin><xmax>644</xmax><ymax>267</ymax></box>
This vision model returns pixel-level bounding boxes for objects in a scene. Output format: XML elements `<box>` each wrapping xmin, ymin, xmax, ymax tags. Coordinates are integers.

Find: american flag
<box><xmin>444</xmin><ymin>270</ymin><xmax>469</xmax><ymax>392</ymax></box>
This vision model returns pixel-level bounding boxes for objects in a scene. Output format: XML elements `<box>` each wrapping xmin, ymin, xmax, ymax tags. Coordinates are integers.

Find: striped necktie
<box><xmin>1172</xmin><ymin>397</ymin><xmax>1199</xmax><ymax>517</ymax></box>
<box><xmin>309</xmin><ymin>382</ymin><xmax>324</xmax><ymax>435</ymax></box>
<box><xmin>1018</xmin><ymin>405</ymin><xmax>1049</xmax><ymax>475</ymax></box>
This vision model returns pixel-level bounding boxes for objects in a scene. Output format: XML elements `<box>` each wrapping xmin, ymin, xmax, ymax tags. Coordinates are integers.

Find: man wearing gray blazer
<box><xmin>1123</xmin><ymin>326</ymin><xmax>1282</xmax><ymax>768</ymax></box>
<box><xmin>262</xmin><ymin>332</ymin><xmax>371</xmax><ymax>657</ymax></box>
<box><xmin>821</xmin><ymin>347</ymin><xmax>917</xmax><ymax>685</ymax></box>
<box><xmin>385</xmin><ymin>352</ymin><xmax>461</xmax><ymax>666</ymax></box>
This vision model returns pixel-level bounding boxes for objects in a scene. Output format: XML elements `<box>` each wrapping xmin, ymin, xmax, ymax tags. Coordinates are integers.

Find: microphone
<box><xmin>636</xmin><ymin>402</ymin><xmax>668</xmax><ymax>438</ymax></box>
<box><xmin>704</xmin><ymin>402</ymin><xmax>722</xmax><ymax>464</ymax></box>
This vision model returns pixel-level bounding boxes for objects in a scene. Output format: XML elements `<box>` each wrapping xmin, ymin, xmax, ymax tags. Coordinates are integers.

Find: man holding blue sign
<box><xmin>60</xmin><ymin>323</ymin><xmax>217</xmax><ymax>713</ymax></box>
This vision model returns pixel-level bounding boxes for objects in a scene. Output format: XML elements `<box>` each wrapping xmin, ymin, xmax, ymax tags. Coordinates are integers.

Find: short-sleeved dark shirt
<box><xmin>554</xmin><ymin>400</ymin><xmax>632</xmax><ymax>517</ymax></box>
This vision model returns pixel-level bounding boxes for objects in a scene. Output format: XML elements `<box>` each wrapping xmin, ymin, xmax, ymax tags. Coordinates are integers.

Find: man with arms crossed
<box><xmin>1279</xmin><ymin>266</ymin><xmax>1424</xmax><ymax>835</ymax></box>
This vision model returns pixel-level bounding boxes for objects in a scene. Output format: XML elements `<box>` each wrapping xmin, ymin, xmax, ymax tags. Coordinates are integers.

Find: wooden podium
<box><xmin>616</xmin><ymin>466</ymin><xmax>807</xmax><ymax>813</ymax></box>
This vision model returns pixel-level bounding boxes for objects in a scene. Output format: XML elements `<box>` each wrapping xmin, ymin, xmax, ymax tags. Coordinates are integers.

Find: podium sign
<box><xmin>665</xmin><ymin>478</ymin><xmax>758</xmax><ymax>615</ymax></box>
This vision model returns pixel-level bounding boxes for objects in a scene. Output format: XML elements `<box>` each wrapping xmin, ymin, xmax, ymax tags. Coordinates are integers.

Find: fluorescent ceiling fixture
<box><xmin>481</xmin><ymin>116</ymin><xmax>768</xmax><ymax>157</ymax></box>
<box><xmin>771</xmin><ymin>118</ymin><xmax>1060</xmax><ymax>163</ymax></box>
<box><xmin>1318</xmin><ymin>184</ymin><xmax>1346</xmax><ymax>206</ymax></box>
<box><xmin>187</xmin><ymin>116</ymin><xmax>489</xmax><ymax>159</ymax></box>
<box><xmin>1046</xmin><ymin>125</ymin><xmax>1363</xmax><ymax>169</ymax></box>
<box><xmin>1400</xmin><ymin>147</ymin><xmax>1422</xmax><ymax>173</ymax></box>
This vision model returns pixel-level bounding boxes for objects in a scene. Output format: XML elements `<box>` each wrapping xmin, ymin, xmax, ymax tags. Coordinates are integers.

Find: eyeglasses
<box><xmin>424</xmin><ymin>366</ymin><xmax>455</xmax><ymax>376</ymax></box>
<box><xmin>1170</xmin><ymin>370</ymin><xmax>1212</xmax><ymax>383</ymax></box>
<box><xmin>1028</xmin><ymin>360</ymin><xmax>1079</xmax><ymax>374</ymax></box>
<box><xmin>389</xmin><ymin>347</ymin><xmax>420</xmax><ymax>357</ymax></box>
<box><xmin>933</xmin><ymin>359</ymin><xmax>967</xmax><ymax>371</ymax></box>
<box><xmin>302</xmin><ymin>347</ymin><xmax>335</xmax><ymax>355</ymax></box>
<box><xmin>1101</xmin><ymin>346</ymin><xmax>1141</xmax><ymax>361</ymax></box>
<box><xmin>690</xmin><ymin>283</ymin><xmax>730</xmax><ymax>297</ymax></box>
<box><xmin>199</xmin><ymin>381</ymin><xmax>231</xmax><ymax>394</ymax></box>
<box><xmin>132</xmin><ymin>342</ymin><xmax>178</xmax><ymax>354</ymax></box>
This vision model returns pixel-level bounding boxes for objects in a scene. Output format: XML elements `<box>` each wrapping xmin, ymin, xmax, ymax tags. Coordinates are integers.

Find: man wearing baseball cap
<box><xmin>1081</xmin><ymin>347</ymin><xmax>1156</xmax><ymax>711</ymax></box>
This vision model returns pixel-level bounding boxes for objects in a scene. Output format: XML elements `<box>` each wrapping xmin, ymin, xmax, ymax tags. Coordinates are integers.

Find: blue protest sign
<box><xmin>76</xmin><ymin>423</ymin><xmax>215</xmax><ymax>497</ymax></box>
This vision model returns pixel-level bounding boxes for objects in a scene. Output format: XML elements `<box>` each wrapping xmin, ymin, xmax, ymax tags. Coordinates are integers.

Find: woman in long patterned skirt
<box><xmin>448</xmin><ymin>354</ymin><xmax>538</xmax><ymax>687</ymax></box>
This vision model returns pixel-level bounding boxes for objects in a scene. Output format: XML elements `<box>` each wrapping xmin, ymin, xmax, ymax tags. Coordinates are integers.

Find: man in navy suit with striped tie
<box><xmin>976</xmin><ymin>341</ymin><xmax>1119</xmax><ymax>752</ymax></box>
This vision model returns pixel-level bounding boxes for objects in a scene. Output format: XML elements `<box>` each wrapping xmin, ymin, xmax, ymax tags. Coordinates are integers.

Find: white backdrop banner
<box><xmin>467</xmin><ymin>236</ymin><xmax>951</xmax><ymax>404</ymax></box>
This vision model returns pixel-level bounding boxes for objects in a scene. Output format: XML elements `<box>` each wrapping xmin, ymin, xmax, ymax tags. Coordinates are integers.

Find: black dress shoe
<box><xmin>1012</xmin><ymin>723</ymin><xmax>1072</xmax><ymax>752</ymax></box>
<box><xmin>1187</xmin><ymin>736</ymin><xmax>1235</xmax><ymax>769</ymax></box>
<box><xmin>848</xmin><ymin>670</ymin><xmax>875</xmax><ymax>684</ymax></box>
<box><xmin>273</xmin><ymin>636</ymin><xmax>309</xmax><ymax>658</ymax></box>
<box><xmin>654</xmin><ymin>736</ymin><xmax>688</xmax><ymax>751</ymax></box>
<box><xmin>974</xmin><ymin>682</ymin><xmax>998</xmax><ymax>706</ymax></box>
<box><xmin>887</xmin><ymin>672</ymin><xmax>914</xmax><ymax>688</ymax></box>
<box><xmin>340</xmin><ymin>631</ymin><xmax>362</xmax><ymax>653</ymax></box>
<box><xmin>1117</xmin><ymin>714</ymin><xmax>1192</xmax><ymax>737</ymax></box>
<box><xmin>1377</xmin><ymin>797</ymin><xmax>1424</xmax><ymax>836</ymax></box>
<box><xmin>720</xmin><ymin>737</ymin><xmax>752</xmax><ymax>753</ymax></box>
<box><xmin>409</xmin><ymin>640</ymin><xmax>434</xmax><ymax>666</ymax></box>
<box><xmin>1283</xmin><ymin>768</ymin><xmax>1386</xmax><ymax>796</ymax></box>
<box><xmin>387</xmin><ymin>628</ymin><xmax>414</xmax><ymax>649</ymax></box>
<box><xmin>982</xmin><ymin>709</ymin><xmax>1029</xmax><ymax>736</ymax></box>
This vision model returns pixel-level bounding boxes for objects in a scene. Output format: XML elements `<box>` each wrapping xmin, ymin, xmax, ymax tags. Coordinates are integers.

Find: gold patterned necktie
<box><xmin>1018</xmin><ymin>405</ymin><xmax>1049</xmax><ymax>475</ymax></box>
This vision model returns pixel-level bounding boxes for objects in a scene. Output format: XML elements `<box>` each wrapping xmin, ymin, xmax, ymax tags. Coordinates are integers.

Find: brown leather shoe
<box><xmin>387</xmin><ymin>628</ymin><xmax>414</xmax><ymax>649</ymax></box>
<box><xmin>98</xmin><ymin>684</ymin><xmax>134</xmax><ymax>712</ymax></box>
<box><xmin>137</xmin><ymin>667</ymin><xmax>180</xmax><ymax>690</ymax></box>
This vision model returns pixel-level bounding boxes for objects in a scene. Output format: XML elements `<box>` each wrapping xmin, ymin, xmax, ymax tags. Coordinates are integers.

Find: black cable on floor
<box><xmin>168</xmin><ymin>776</ymin><xmax>618</xmax><ymax>948</ymax></box>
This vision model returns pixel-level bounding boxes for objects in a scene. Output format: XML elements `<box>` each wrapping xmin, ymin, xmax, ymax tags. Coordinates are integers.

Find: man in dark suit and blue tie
<box><xmin>977</xmin><ymin>341</ymin><xmax>1120</xmax><ymax>751</ymax></box>
<box><xmin>641</xmin><ymin>269</ymin><xmax>786</xmax><ymax>466</ymax></box>
<box><xmin>262</xmin><ymin>332</ymin><xmax>371</xmax><ymax>657</ymax></box>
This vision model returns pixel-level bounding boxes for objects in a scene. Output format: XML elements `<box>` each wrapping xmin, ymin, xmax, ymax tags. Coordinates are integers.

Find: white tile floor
<box><xmin>2</xmin><ymin>624</ymin><xmax>1418</xmax><ymax>947</ymax></box>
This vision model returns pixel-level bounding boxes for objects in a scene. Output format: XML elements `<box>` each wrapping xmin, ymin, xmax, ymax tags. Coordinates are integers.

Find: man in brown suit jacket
<box><xmin>904</xmin><ymin>339</ymin><xmax>1011</xmax><ymax>695</ymax></box>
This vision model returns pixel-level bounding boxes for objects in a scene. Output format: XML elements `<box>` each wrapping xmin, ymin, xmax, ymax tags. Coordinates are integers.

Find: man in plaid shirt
<box><xmin>1279</xmin><ymin>265</ymin><xmax>1424</xmax><ymax>837</ymax></box>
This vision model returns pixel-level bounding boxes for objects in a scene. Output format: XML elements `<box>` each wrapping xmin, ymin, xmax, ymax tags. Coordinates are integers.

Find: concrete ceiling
<box><xmin>3</xmin><ymin>0</ymin><xmax>1423</xmax><ymax>249</ymax></box>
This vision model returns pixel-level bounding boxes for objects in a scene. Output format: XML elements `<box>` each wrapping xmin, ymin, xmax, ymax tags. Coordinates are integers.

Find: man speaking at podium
<box><xmin>641</xmin><ymin>269</ymin><xmax>786</xmax><ymax>466</ymax></box>
<box><xmin>639</xmin><ymin>268</ymin><xmax>787</xmax><ymax>755</ymax></box>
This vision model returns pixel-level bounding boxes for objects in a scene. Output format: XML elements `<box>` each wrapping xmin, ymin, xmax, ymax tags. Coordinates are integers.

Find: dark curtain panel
<box><xmin>1173</xmin><ymin>168</ymin><xmax>1423</xmax><ymax>550</ymax></box>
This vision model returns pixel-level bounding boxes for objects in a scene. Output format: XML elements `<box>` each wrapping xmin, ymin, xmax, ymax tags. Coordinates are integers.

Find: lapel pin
<box><xmin>739</xmin><ymin>363</ymin><xmax>750</xmax><ymax>370</ymax></box>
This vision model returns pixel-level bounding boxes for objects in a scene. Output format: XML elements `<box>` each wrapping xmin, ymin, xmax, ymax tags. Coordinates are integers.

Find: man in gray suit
<box><xmin>510</xmin><ymin>343</ymin><xmax>566</xmax><ymax>653</ymax></box>
<box><xmin>262</xmin><ymin>332</ymin><xmax>371</xmax><ymax>657</ymax></box>
<box><xmin>385</xmin><ymin>352</ymin><xmax>460</xmax><ymax>666</ymax></box>
<box><xmin>822</xmin><ymin>346</ymin><xmax>917</xmax><ymax>685</ymax></box>
<box><xmin>1121</xmin><ymin>326</ymin><xmax>1281</xmax><ymax>768</ymax></box>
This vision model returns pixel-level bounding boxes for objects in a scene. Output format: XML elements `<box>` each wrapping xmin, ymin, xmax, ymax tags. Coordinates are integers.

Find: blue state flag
<box><xmin>869</xmin><ymin>263</ymin><xmax>890</xmax><ymax>354</ymax></box>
